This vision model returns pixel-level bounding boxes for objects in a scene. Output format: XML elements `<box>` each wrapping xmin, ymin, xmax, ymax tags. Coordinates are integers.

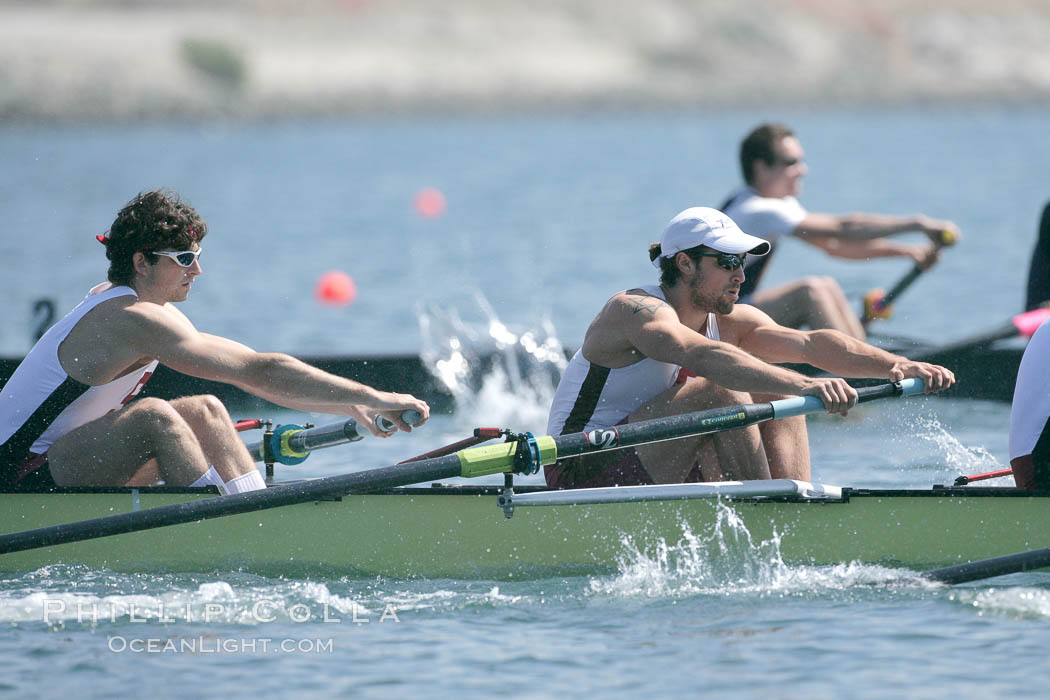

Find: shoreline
<box><xmin>3</xmin><ymin>1</ymin><xmax>1050</xmax><ymax>120</ymax></box>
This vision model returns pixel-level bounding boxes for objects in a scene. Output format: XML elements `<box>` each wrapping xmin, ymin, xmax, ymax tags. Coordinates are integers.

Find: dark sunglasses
<box><xmin>693</xmin><ymin>252</ymin><xmax>747</xmax><ymax>271</ymax></box>
<box><xmin>152</xmin><ymin>249</ymin><xmax>202</xmax><ymax>267</ymax></box>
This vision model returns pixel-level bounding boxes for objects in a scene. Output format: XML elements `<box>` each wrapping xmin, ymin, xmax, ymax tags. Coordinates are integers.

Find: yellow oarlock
<box><xmin>458</xmin><ymin>436</ymin><xmax>557</xmax><ymax>478</ymax></box>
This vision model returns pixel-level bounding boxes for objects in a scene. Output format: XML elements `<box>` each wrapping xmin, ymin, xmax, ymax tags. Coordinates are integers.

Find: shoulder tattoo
<box><xmin>623</xmin><ymin>294</ymin><xmax>668</xmax><ymax>318</ymax></box>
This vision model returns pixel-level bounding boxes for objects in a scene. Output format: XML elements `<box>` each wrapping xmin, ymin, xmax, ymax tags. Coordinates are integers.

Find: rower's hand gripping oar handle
<box><xmin>769</xmin><ymin>377</ymin><xmax>925</xmax><ymax>419</ymax></box>
<box><xmin>246</xmin><ymin>410</ymin><xmax>423</xmax><ymax>465</ymax></box>
<box><xmin>862</xmin><ymin>229</ymin><xmax>957</xmax><ymax>325</ymax></box>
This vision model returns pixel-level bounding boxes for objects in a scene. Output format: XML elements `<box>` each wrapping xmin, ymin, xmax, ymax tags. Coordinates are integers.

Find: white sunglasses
<box><xmin>152</xmin><ymin>249</ymin><xmax>202</xmax><ymax>267</ymax></box>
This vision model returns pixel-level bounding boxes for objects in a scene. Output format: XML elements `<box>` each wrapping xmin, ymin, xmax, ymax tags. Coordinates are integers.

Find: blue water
<box><xmin>2</xmin><ymin>107</ymin><xmax>1049</xmax><ymax>697</ymax></box>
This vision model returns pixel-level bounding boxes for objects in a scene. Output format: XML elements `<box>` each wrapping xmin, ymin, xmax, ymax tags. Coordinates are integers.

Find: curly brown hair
<box><xmin>102</xmin><ymin>190</ymin><xmax>207</xmax><ymax>287</ymax></box>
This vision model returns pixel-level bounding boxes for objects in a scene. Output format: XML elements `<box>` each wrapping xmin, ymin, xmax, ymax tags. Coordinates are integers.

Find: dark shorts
<box><xmin>1</xmin><ymin>452</ymin><xmax>59</xmax><ymax>492</ymax></box>
<box><xmin>544</xmin><ymin>446</ymin><xmax>653</xmax><ymax>489</ymax></box>
<box><xmin>1011</xmin><ymin>455</ymin><xmax>1050</xmax><ymax>490</ymax></box>
<box><xmin>544</xmin><ymin>416</ymin><xmax>704</xmax><ymax>489</ymax></box>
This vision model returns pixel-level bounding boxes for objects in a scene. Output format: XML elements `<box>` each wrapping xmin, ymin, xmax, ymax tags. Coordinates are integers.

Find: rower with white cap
<box><xmin>544</xmin><ymin>206</ymin><xmax>954</xmax><ymax>489</ymax></box>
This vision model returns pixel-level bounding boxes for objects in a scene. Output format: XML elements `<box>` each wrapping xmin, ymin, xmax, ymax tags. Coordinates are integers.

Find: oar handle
<box><xmin>374</xmin><ymin>409</ymin><xmax>423</xmax><ymax>433</ymax></box>
<box><xmin>935</xmin><ymin>228</ymin><xmax>958</xmax><ymax>247</ymax></box>
<box><xmin>770</xmin><ymin>378</ymin><xmax>924</xmax><ymax>419</ymax></box>
<box><xmin>246</xmin><ymin>410</ymin><xmax>423</xmax><ymax>464</ymax></box>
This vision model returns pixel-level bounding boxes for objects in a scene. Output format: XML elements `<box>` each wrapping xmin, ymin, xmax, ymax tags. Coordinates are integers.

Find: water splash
<box><xmin>418</xmin><ymin>292</ymin><xmax>568</xmax><ymax>432</ymax></box>
<box><xmin>589</xmin><ymin>501</ymin><xmax>910</xmax><ymax>598</ymax></box>
<box><xmin>915</xmin><ymin>416</ymin><xmax>1009</xmax><ymax>484</ymax></box>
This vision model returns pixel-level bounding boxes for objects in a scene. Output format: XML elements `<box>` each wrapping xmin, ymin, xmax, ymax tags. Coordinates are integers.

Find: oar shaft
<box><xmin>545</xmin><ymin>379</ymin><xmax>924</xmax><ymax>465</ymax></box>
<box><xmin>0</xmin><ymin>453</ymin><xmax>466</xmax><ymax>555</ymax></box>
<box><xmin>924</xmin><ymin>546</ymin><xmax>1050</xmax><ymax>585</ymax></box>
<box><xmin>878</xmin><ymin>266</ymin><xmax>925</xmax><ymax>309</ymax></box>
<box><xmin>912</xmin><ymin>308</ymin><xmax>1050</xmax><ymax>360</ymax></box>
<box><xmin>861</xmin><ymin>229</ymin><xmax>956</xmax><ymax>327</ymax></box>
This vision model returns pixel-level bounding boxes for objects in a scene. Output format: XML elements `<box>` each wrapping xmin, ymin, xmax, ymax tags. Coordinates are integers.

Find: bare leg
<box><xmin>749</xmin><ymin>392</ymin><xmax>811</xmax><ymax>480</ymax></box>
<box><xmin>629</xmin><ymin>378</ymin><xmax>770</xmax><ymax>483</ymax></box>
<box><xmin>168</xmin><ymin>395</ymin><xmax>257</xmax><ymax>482</ymax></box>
<box><xmin>751</xmin><ymin>276</ymin><xmax>865</xmax><ymax>340</ymax></box>
<box><xmin>125</xmin><ymin>459</ymin><xmax>161</xmax><ymax>486</ymax></box>
<box><xmin>48</xmin><ymin>397</ymin><xmax>212</xmax><ymax>486</ymax></box>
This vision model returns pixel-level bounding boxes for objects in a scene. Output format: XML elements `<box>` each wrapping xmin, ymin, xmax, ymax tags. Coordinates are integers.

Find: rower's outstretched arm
<box><xmin>795</xmin><ymin>212</ymin><xmax>959</xmax><ymax>243</ymax></box>
<box><xmin>617</xmin><ymin>295</ymin><xmax>858</xmax><ymax>414</ymax></box>
<box><xmin>122</xmin><ymin>305</ymin><xmax>430</xmax><ymax>434</ymax></box>
<box><xmin>737</xmin><ymin>308</ymin><xmax>955</xmax><ymax>393</ymax></box>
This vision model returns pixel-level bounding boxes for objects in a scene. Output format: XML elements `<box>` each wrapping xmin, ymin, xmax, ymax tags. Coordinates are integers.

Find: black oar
<box><xmin>0</xmin><ymin>379</ymin><xmax>925</xmax><ymax>555</ymax></box>
<box><xmin>911</xmin><ymin>307</ymin><xmax>1050</xmax><ymax>361</ymax></box>
<box><xmin>924</xmin><ymin>546</ymin><xmax>1050</xmax><ymax>585</ymax></box>
<box><xmin>861</xmin><ymin>229</ymin><xmax>957</xmax><ymax>328</ymax></box>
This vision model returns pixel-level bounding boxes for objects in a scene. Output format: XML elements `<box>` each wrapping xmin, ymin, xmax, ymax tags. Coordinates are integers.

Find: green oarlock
<box><xmin>457</xmin><ymin>436</ymin><xmax>558</xmax><ymax>478</ymax></box>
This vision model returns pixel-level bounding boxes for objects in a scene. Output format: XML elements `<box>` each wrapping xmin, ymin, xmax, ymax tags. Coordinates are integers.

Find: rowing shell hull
<box><xmin>0</xmin><ymin>485</ymin><xmax>1046</xmax><ymax>579</ymax></box>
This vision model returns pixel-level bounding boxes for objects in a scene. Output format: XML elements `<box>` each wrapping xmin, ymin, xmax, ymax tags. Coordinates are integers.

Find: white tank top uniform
<box><xmin>1009</xmin><ymin>315</ymin><xmax>1050</xmax><ymax>488</ymax></box>
<box><xmin>720</xmin><ymin>186</ymin><xmax>808</xmax><ymax>301</ymax></box>
<box><xmin>0</xmin><ymin>285</ymin><xmax>157</xmax><ymax>486</ymax></box>
<box><xmin>547</xmin><ymin>285</ymin><xmax>721</xmax><ymax>436</ymax></box>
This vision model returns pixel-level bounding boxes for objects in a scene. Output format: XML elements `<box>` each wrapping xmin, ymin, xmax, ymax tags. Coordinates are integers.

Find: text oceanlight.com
<box><xmin>41</xmin><ymin>600</ymin><xmax>401</xmax><ymax>624</ymax></box>
<box><xmin>108</xmin><ymin>636</ymin><xmax>334</xmax><ymax>654</ymax></box>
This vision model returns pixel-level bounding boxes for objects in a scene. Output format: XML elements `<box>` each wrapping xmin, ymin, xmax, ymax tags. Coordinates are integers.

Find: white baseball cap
<box><xmin>652</xmin><ymin>207</ymin><xmax>770</xmax><ymax>268</ymax></box>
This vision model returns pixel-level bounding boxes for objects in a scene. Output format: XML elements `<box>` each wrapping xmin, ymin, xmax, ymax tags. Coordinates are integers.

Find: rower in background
<box><xmin>544</xmin><ymin>207</ymin><xmax>954</xmax><ymax>489</ymax></box>
<box><xmin>1010</xmin><ymin>201</ymin><xmax>1050</xmax><ymax>489</ymax></box>
<box><xmin>721</xmin><ymin>122</ymin><xmax>959</xmax><ymax>340</ymax></box>
<box><xmin>0</xmin><ymin>189</ymin><xmax>429</xmax><ymax>493</ymax></box>
<box><xmin>1025</xmin><ymin>200</ymin><xmax>1050</xmax><ymax>311</ymax></box>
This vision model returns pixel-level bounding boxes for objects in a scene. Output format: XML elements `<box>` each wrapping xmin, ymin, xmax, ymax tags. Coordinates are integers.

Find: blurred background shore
<box><xmin>4</xmin><ymin>0</ymin><xmax>1050</xmax><ymax>121</ymax></box>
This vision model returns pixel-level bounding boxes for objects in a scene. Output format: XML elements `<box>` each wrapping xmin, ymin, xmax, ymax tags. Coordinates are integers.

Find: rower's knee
<box><xmin>127</xmin><ymin>398</ymin><xmax>191</xmax><ymax>439</ymax></box>
<box><xmin>800</xmin><ymin>275</ymin><xmax>843</xmax><ymax>305</ymax></box>
<box><xmin>174</xmin><ymin>394</ymin><xmax>231</xmax><ymax>427</ymax></box>
<box><xmin>677</xmin><ymin>378</ymin><xmax>752</xmax><ymax>410</ymax></box>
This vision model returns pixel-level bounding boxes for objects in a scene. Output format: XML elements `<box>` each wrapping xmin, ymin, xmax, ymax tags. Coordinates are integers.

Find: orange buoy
<box><xmin>315</xmin><ymin>271</ymin><xmax>357</xmax><ymax>306</ymax></box>
<box><xmin>414</xmin><ymin>187</ymin><xmax>447</xmax><ymax>218</ymax></box>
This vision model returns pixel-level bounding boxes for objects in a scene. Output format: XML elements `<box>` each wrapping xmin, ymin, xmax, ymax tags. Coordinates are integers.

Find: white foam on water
<box><xmin>948</xmin><ymin>586</ymin><xmax>1050</xmax><ymax>619</ymax></box>
<box><xmin>589</xmin><ymin>501</ymin><xmax>921</xmax><ymax>598</ymax></box>
<box><xmin>374</xmin><ymin>585</ymin><xmax>530</xmax><ymax>613</ymax></box>
<box><xmin>376</xmin><ymin>588</ymin><xmax>460</xmax><ymax>612</ymax></box>
<box><xmin>0</xmin><ymin>571</ymin><xmax>374</xmax><ymax>626</ymax></box>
